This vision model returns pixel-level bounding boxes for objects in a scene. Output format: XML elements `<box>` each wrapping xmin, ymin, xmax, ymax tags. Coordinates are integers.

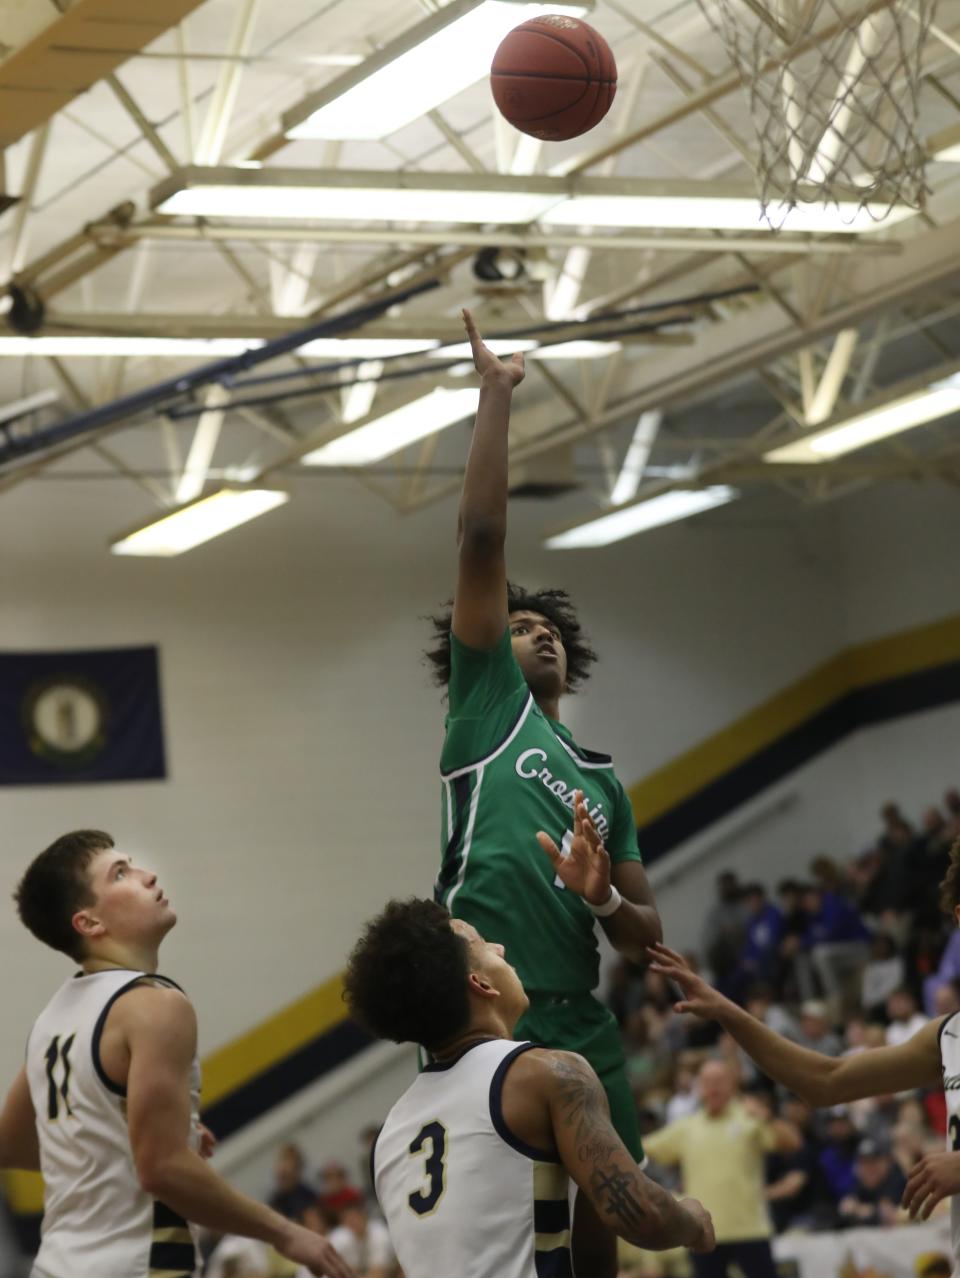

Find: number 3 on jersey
<box><xmin>408</xmin><ymin>1121</ymin><xmax>447</xmax><ymax>1216</ymax></box>
<box><xmin>44</xmin><ymin>1034</ymin><xmax>76</xmax><ymax>1121</ymax></box>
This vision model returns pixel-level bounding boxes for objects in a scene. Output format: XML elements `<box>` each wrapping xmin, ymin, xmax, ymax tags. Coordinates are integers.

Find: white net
<box><xmin>694</xmin><ymin>0</ymin><xmax>940</xmax><ymax>226</ymax></box>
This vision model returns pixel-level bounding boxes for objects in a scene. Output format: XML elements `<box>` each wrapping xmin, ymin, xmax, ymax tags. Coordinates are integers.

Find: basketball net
<box><xmin>694</xmin><ymin>0</ymin><xmax>940</xmax><ymax>227</ymax></box>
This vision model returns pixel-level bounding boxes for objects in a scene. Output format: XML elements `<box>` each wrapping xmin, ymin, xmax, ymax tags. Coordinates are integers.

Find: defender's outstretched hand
<box><xmin>902</xmin><ymin>1150</ymin><xmax>960</xmax><ymax>1221</ymax></box>
<box><xmin>647</xmin><ymin>943</ymin><xmax>733</xmax><ymax>1021</ymax></box>
<box><xmin>462</xmin><ymin>308</ymin><xmax>525</xmax><ymax>386</ymax></box>
<box><xmin>537</xmin><ymin>790</ymin><xmax>612</xmax><ymax>908</ymax></box>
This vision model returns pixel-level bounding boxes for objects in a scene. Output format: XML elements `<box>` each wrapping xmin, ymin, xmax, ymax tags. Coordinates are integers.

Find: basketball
<box><xmin>490</xmin><ymin>15</ymin><xmax>617</xmax><ymax>142</ymax></box>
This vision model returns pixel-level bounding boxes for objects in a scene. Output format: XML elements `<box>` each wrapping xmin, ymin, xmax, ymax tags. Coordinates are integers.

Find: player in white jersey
<box><xmin>645</xmin><ymin>837</ymin><xmax>960</xmax><ymax>1276</ymax></box>
<box><xmin>342</xmin><ymin>896</ymin><xmax>716</xmax><ymax>1278</ymax></box>
<box><xmin>0</xmin><ymin>828</ymin><xmax>353</xmax><ymax>1278</ymax></box>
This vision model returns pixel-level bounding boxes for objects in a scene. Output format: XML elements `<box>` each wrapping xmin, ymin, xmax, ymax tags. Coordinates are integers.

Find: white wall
<box><xmin>1</xmin><ymin>468</ymin><xmax>959</xmax><ymax>1177</ymax></box>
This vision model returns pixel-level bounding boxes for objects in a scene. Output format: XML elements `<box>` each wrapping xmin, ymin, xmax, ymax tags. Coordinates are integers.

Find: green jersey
<box><xmin>435</xmin><ymin>627</ymin><xmax>643</xmax><ymax>994</ymax></box>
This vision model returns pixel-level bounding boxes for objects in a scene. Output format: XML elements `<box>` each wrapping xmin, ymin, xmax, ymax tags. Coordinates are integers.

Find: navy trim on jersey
<box><xmin>369</xmin><ymin>1126</ymin><xmax>379</xmax><ymax>1205</ymax></box>
<box><xmin>535</xmin><ymin>1245</ymin><xmax>574</xmax><ymax>1277</ymax></box>
<box><xmin>534</xmin><ymin>1198</ymin><xmax>570</xmax><ymax>1234</ymax></box>
<box><xmin>91</xmin><ymin>973</ymin><xmax>185</xmax><ymax>1097</ymax></box>
<box><xmin>547</xmin><ymin>720</ymin><xmax>613</xmax><ymax>768</ymax></box>
<box><xmin>436</xmin><ymin>771</ymin><xmax>474</xmax><ymax>899</ymax></box>
<box><xmin>489</xmin><ymin>1042</ymin><xmax>561</xmax><ymax>1163</ymax></box>
<box><xmin>938</xmin><ymin>1012</ymin><xmax>959</xmax><ymax>1049</ymax></box>
<box><xmin>422</xmin><ymin>1037</ymin><xmax>499</xmax><ymax>1073</ymax></box>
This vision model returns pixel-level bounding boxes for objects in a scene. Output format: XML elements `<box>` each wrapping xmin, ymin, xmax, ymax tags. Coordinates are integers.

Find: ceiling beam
<box><xmin>0</xmin><ymin>0</ymin><xmax>211</xmax><ymax>150</ymax></box>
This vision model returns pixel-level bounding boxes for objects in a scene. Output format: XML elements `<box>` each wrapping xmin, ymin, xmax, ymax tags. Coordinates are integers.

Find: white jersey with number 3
<box><xmin>26</xmin><ymin>969</ymin><xmax>201</xmax><ymax>1278</ymax></box>
<box><xmin>939</xmin><ymin>1011</ymin><xmax>960</xmax><ymax>1275</ymax></box>
<box><xmin>374</xmin><ymin>1038</ymin><xmax>572</xmax><ymax>1278</ymax></box>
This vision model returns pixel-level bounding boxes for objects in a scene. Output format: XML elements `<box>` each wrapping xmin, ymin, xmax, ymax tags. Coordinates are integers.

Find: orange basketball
<box><xmin>490</xmin><ymin>15</ymin><xmax>617</xmax><ymax>142</ymax></box>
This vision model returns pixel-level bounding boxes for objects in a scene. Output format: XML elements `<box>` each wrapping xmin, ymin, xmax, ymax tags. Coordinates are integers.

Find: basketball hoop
<box><xmin>694</xmin><ymin>0</ymin><xmax>939</xmax><ymax>227</ymax></box>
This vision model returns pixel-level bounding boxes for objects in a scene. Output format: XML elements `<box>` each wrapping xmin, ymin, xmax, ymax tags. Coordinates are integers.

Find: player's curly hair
<box><xmin>939</xmin><ymin>835</ymin><xmax>960</xmax><ymax>918</ymax></box>
<box><xmin>14</xmin><ymin>829</ymin><xmax>114</xmax><ymax>960</ymax></box>
<box><xmin>343</xmin><ymin>898</ymin><xmax>472</xmax><ymax>1052</ymax></box>
<box><xmin>424</xmin><ymin>583</ymin><xmax>598</xmax><ymax>692</ymax></box>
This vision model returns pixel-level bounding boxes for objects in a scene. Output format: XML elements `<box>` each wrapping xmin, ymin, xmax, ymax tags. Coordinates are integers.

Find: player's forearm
<box><xmin>711</xmin><ymin>998</ymin><xmax>838</xmax><ymax>1105</ymax></box>
<box><xmin>457</xmin><ymin>373</ymin><xmax>515</xmax><ymax>542</ymax></box>
<box><xmin>140</xmin><ymin>1149</ymin><xmax>294</xmax><ymax>1248</ymax></box>
<box><xmin>600</xmin><ymin>900</ymin><xmax>662</xmax><ymax>963</ymax></box>
<box><xmin>588</xmin><ymin>1154</ymin><xmax>703</xmax><ymax>1251</ymax></box>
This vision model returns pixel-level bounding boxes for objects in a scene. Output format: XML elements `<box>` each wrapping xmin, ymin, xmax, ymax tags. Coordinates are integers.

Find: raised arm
<box><xmin>0</xmin><ymin>1068</ymin><xmax>40</xmax><ymax>1171</ymax></box>
<box><xmin>450</xmin><ymin>309</ymin><xmax>525</xmax><ymax>651</ymax></box>
<box><xmin>119</xmin><ymin>987</ymin><xmax>354</xmax><ymax>1278</ymax></box>
<box><xmin>649</xmin><ymin>943</ymin><xmax>943</xmax><ymax>1104</ymax></box>
<box><xmin>544</xmin><ymin>1051</ymin><xmax>714</xmax><ymax>1253</ymax></box>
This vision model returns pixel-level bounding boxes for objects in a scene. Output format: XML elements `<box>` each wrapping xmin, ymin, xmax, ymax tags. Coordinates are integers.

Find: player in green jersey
<box><xmin>425</xmin><ymin>309</ymin><xmax>664</xmax><ymax>1278</ymax></box>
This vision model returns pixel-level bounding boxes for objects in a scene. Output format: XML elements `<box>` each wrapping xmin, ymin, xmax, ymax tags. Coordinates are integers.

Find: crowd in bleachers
<box><xmin>608</xmin><ymin>787</ymin><xmax>960</xmax><ymax>1275</ymax></box>
<box><xmin>201</xmin><ymin>1139</ymin><xmax>398</xmax><ymax>1278</ymax></box>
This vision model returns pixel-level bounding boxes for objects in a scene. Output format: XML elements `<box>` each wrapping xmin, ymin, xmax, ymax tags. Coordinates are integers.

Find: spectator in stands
<box><xmin>799</xmin><ymin>883</ymin><xmax>871</xmax><ymax>1012</ymax></box>
<box><xmin>945</xmin><ymin>788</ymin><xmax>960</xmax><ymax>839</ymax></box>
<box><xmin>752</xmin><ymin>1091</ymin><xmax>822</xmax><ymax>1234</ymax></box>
<box><xmin>775</xmin><ymin>880</ymin><xmax>811</xmax><ymax>1002</ymax></box>
<box><xmin>861</xmin><ymin>934</ymin><xmax>905</xmax><ymax>1018</ymax></box>
<box><xmin>795</xmin><ymin>1001</ymin><xmax>843</xmax><ymax>1057</ymax></box>
<box><xmin>816</xmin><ymin>1107</ymin><xmax>860</xmax><ymax>1215</ymax></box>
<box><xmin>665</xmin><ymin>1060</ymin><xmax>701</xmax><ymax>1124</ymax></box>
<box><xmin>736</xmin><ymin>885</ymin><xmax>784</xmax><ymax>996</ymax></box>
<box><xmin>885</xmin><ymin>988</ymin><xmax>926</xmax><ymax>1047</ymax></box>
<box><xmin>317</xmin><ymin>1160</ymin><xmax>364</xmax><ymax>1218</ymax></box>
<box><xmin>836</xmin><ymin>1138</ymin><xmax>906</xmax><ymax>1228</ymax></box>
<box><xmin>325</xmin><ymin>1204</ymin><xmax>394</xmax><ymax>1278</ymax></box>
<box><xmin>922</xmin><ymin>925</ymin><xmax>960</xmax><ymax>1014</ymax></box>
<box><xmin>643</xmin><ymin>1059</ymin><xmax>799</xmax><ymax>1277</ymax></box>
<box><xmin>203</xmin><ymin>1235</ymin><xmax>270</xmax><ymax>1278</ymax></box>
<box><xmin>744</xmin><ymin>984</ymin><xmax>798</xmax><ymax>1042</ymax></box>
<box><xmin>702</xmin><ymin>871</ymin><xmax>747</xmax><ymax>995</ymax></box>
<box><xmin>267</xmin><ymin>1143</ymin><xmax>317</xmax><ymax>1222</ymax></box>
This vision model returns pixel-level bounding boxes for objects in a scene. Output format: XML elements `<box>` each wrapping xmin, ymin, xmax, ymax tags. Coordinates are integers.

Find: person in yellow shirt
<box><xmin>643</xmin><ymin>1059</ymin><xmax>800</xmax><ymax>1278</ymax></box>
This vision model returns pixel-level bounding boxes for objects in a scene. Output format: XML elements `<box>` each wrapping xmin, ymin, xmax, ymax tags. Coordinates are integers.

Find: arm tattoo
<box><xmin>589</xmin><ymin>1166</ymin><xmax>649</xmax><ymax>1232</ymax></box>
<box><xmin>550</xmin><ymin>1053</ymin><xmax>650</xmax><ymax>1234</ymax></box>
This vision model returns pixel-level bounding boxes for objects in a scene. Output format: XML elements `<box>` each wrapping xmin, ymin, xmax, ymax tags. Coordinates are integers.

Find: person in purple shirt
<box><xmin>799</xmin><ymin>884</ymin><xmax>871</xmax><ymax>1012</ymax></box>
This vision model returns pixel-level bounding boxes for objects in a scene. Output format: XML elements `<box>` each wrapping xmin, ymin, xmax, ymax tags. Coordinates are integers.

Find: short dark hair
<box><xmin>343</xmin><ymin>899</ymin><xmax>471</xmax><ymax>1052</ymax></box>
<box><xmin>940</xmin><ymin>836</ymin><xmax>960</xmax><ymax>918</ymax></box>
<box><xmin>424</xmin><ymin>583</ymin><xmax>598</xmax><ymax>693</ymax></box>
<box><xmin>14</xmin><ymin>830</ymin><xmax>114</xmax><ymax>960</ymax></box>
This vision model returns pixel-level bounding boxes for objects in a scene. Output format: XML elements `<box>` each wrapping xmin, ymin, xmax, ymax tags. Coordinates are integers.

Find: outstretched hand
<box><xmin>647</xmin><ymin>942</ymin><xmax>732</xmax><ymax>1021</ymax></box>
<box><xmin>902</xmin><ymin>1150</ymin><xmax>960</xmax><ymax>1221</ymax></box>
<box><xmin>462</xmin><ymin>308</ymin><xmax>525</xmax><ymax>386</ymax></box>
<box><xmin>536</xmin><ymin>790</ymin><xmax>612</xmax><ymax>908</ymax></box>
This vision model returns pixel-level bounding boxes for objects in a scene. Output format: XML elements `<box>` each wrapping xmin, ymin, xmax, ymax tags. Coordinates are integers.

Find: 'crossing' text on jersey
<box><xmin>437</xmin><ymin>627</ymin><xmax>642</xmax><ymax>994</ymax></box>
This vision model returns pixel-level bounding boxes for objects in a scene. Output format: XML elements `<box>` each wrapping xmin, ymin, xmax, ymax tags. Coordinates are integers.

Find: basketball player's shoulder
<box><xmin>108</xmin><ymin>978</ymin><xmax>196</xmax><ymax>1033</ymax></box>
<box><xmin>510</xmin><ymin>1046</ymin><xmax>598</xmax><ymax>1094</ymax></box>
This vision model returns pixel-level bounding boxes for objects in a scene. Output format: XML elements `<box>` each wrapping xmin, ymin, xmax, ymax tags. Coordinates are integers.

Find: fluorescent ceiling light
<box><xmin>158</xmin><ymin>184</ymin><xmax>562</xmax><ymax>225</ymax></box>
<box><xmin>935</xmin><ymin>143</ymin><xmax>960</xmax><ymax>162</ymax></box>
<box><xmin>302</xmin><ymin>387</ymin><xmax>480</xmax><ymax>467</ymax></box>
<box><xmin>431</xmin><ymin>339</ymin><xmax>539</xmax><ymax>359</ymax></box>
<box><xmin>543</xmin><ymin>197</ymin><xmax>914</xmax><ymax>234</ymax></box>
<box><xmin>545</xmin><ymin>486</ymin><xmax>737</xmax><ymax>549</ymax></box>
<box><xmin>111</xmin><ymin>488</ymin><xmax>289</xmax><ymax>557</ymax></box>
<box><xmin>765</xmin><ymin>375</ymin><xmax>960</xmax><ymax>463</ymax></box>
<box><xmin>533</xmin><ymin>340</ymin><xmax>620</xmax><ymax>360</ymax></box>
<box><xmin>299</xmin><ymin>338</ymin><xmax>438</xmax><ymax>358</ymax></box>
<box><xmin>285</xmin><ymin>1</ymin><xmax>588</xmax><ymax>142</ymax></box>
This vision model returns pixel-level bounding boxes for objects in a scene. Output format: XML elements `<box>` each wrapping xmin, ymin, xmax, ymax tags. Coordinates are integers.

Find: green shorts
<box><xmin>516</xmin><ymin>990</ymin><xmax>643</xmax><ymax>1163</ymax></box>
